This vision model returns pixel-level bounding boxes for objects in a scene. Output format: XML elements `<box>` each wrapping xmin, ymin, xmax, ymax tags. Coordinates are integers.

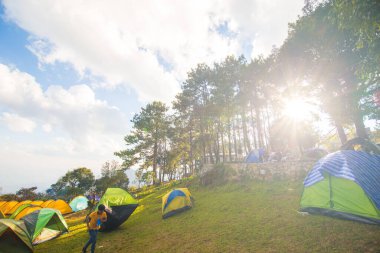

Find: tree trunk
<box><xmin>265</xmin><ymin>104</ymin><xmax>272</xmax><ymax>150</ymax></box>
<box><xmin>255</xmin><ymin>105</ymin><xmax>264</xmax><ymax>148</ymax></box>
<box><xmin>215</xmin><ymin>128</ymin><xmax>220</xmax><ymax>163</ymax></box>
<box><xmin>153</xmin><ymin>139</ymin><xmax>158</xmax><ymax>184</ymax></box>
<box><xmin>249</xmin><ymin>103</ymin><xmax>258</xmax><ymax>149</ymax></box>
<box><xmin>335</xmin><ymin>121</ymin><xmax>347</xmax><ymax>145</ymax></box>
<box><xmin>232</xmin><ymin>118</ymin><xmax>238</xmax><ymax>161</ymax></box>
<box><xmin>200</xmin><ymin>122</ymin><xmax>206</xmax><ymax>164</ymax></box>
<box><xmin>236</xmin><ymin>117</ymin><xmax>243</xmax><ymax>159</ymax></box>
<box><xmin>208</xmin><ymin>142</ymin><xmax>214</xmax><ymax>164</ymax></box>
<box><xmin>353</xmin><ymin>108</ymin><xmax>369</xmax><ymax>139</ymax></box>
<box><xmin>227</xmin><ymin>117</ymin><xmax>233</xmax><ymax>162</ymax></box>
<box><xmin>241</xmin><ymin>110</ymin><xmax>251</xmax><ymax>155</ymax></box>
<box><xmin>189</xmin><ymin>127</ymin><xmax>194</xmax><ymax>173</ymax></box>
<box><xmin>220</xmin><ymin>119</ymin><xmax>226</xmax><ymax>163</ymax></box>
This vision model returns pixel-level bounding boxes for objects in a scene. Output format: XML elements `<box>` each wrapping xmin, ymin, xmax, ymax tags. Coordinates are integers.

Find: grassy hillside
<box><xmin>35</xmin><ymin>179</ymin><xmax>380</xmax><ymax>253</ymax></box>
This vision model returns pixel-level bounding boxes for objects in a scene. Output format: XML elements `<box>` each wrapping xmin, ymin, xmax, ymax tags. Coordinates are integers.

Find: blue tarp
<box><xmin>304</xmin><ymin>150</ymin><xmax>380</xmax><ymax>209</ymax></box>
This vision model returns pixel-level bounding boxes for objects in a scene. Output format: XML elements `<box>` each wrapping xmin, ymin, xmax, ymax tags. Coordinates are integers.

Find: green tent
<box><xmin>97</xmin><ymin>188</ymin><xmax>138</xmax><ymax>231</ymax></box>
<box><xmin>300</xmin><ymin>151</ymin><xmax>380</xmax><ymax>224</ymax></box>
<box><xmin>21</xmin><ymin>208</ymin><xmax>68</xmax><ymax>244</ymax></box>
<box><xmin>0</xmin><ymin>219</ymin><xmax>33</xmax><ymax>253</ymax></box>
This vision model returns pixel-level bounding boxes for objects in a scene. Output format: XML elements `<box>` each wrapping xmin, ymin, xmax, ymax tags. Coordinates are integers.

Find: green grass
<box><xmin>35</xmin><ymin>179</ymin><xmax>380</xmax><ymax>253</ymax></box>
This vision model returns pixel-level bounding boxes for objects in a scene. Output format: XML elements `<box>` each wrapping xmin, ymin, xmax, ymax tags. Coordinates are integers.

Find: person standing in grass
<box><xmin>82</xmin><ymin>204</ymin><xmax>107</xmax><ymax>253</ymax></box>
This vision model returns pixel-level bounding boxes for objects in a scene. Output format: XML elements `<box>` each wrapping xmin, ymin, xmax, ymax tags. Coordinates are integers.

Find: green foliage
<box><xmin>0</xmin><ymin>194</ymin><xmax>18</xmax><ymax>201</ymax></box>
<box><xmin>95</xmin><ymin>160</ymin><xmax>129</xmax><ymax>193</ymax></box>
<box><xmin>16</xmin><ymin>186</ymin><xmax>38</xmax><ymax>201</ymax></box>
<box><xmin>279</xmin><ymin>1</ymin><xmax>376</xmax><ymax>141</ymax></box>
<box><xmin>200</xmin><ymin>164</ymin><xmax>236</xmax><ymax>186</ymax></box>
<box><xmin>50</xmin><ymin>167</ymin><xmax>95</xmax><ymax>198</ymax></box>
<box><xmin>116</xmin><ymin>101</ymin><xmax>170</xmax><ymax>185</ymax></box>
<box><xmin>331</xmin><ymin>0</ymin><xmax>380</xmax><ymax>65</ymax></box>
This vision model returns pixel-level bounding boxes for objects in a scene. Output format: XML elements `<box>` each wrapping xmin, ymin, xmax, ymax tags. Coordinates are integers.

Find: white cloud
<box><xmin>1</xmin><ymin>112</ymin><xmax>36</xmax><ymax>132</ymax></box>
<box><xmin>3</xmin><ymin>0</ymin><xmax>304</xmax><ymax>103</ymax></box>
<box><xmin>42</xmin><ymin>123</ymin><xmax>52</xmax><ymax>133</ymax></box>
<box><xmin>0</xmin><ymin>63</ymin><xmax>131</xmax><ymax>192</ymax></box>
<box><xmin>0</xmin><ymin>63</ymin><xmax>128</xmax><ymax>153</ymax></box>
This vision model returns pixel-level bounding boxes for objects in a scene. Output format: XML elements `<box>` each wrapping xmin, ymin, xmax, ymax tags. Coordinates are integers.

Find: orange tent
<box><xmin>8</xmin><ymin>200</ymin><xmax>32</xmax><ymax>215</ymax></box>
<box><xmin>30</xmin><ymin>200</ymin><xmax>44</xmax><ymax>206</ymax></box>
<box><xmin>50</xmin><ymin>200</ymin><xmax>72</xmax><ymax>215</ymax></box>
<box><xmin>40</xmin><ymin>200</ymin><xmax>54</xmax><ymax>208</ymax></box>
<box><xmin>1</xmin><ymin>201</ymin><xmax>19</xmax><ymax>215</ymax></box>
<box><xmin>14</xmin><ymin>206</ymin><xmax>42</xmax><ymax>220</ymax></box>
<box><xmin>0</xmin><ymin>201</ymin><xmax>6</xmax><ymax>208</ymax></box>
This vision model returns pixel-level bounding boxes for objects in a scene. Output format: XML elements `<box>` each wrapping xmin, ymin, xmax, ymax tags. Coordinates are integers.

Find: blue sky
<box><xmin>0</xmin><ymin>0</ymin><xmax>305</xmax><ymax>193</ymax></box>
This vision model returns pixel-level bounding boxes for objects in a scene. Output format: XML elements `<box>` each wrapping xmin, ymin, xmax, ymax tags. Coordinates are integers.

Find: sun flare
<box><xmin>283</xmin><ymin>98</ymin><xmax>314</xmax><ymax>122</ymax></box>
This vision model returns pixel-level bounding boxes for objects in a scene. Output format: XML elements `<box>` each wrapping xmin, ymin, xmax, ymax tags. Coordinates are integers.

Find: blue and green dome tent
<box><xmin>69</xmin><ymin>196</ymin><xmax>88</xmax><ymax>212</ymax></box>
<box><xmin>162</xmin><ymin>188</ymin><xmax>193</xmax><ymax>219</ymax></box>
<box><xmin>300</xmin><ymin>150</ymin><xmax>380</xmax><ymax>224</ymax></box>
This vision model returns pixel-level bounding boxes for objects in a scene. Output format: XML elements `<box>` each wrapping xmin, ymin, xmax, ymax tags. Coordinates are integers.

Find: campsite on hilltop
<box><xmin>1</xmin><ymin>0</ymin><xmax>380</xmax><ymax>252</ymax></box>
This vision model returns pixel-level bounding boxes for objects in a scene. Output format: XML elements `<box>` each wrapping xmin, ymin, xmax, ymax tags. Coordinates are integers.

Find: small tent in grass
<box><xmin>0</xmin><ymin>219</ymin><xmax>33</xmax><ymax>253</ymax></box>
<box><xmin>69</xmin><ymin>196</ymin><xmax>88</xmax><ymax>212</ymax></box>
<box><xmin>97</xmin><ymin>188</ymin><xmax>138</xmax><ymax>231</ymax></box>
<box><xmin>162</xmin><ymin>188</ymin><xmax>193</xmax><ymax>219</ymax></box>
<box><xmin>21</xmin><ymin>208</ymin><xmax>68</xmax><ymax>245</ymax></box>
<box><xmin>300</xmin><ymin>150</ymin><xmax>380</xmax><ymax>224</ymax></box>
<box><xmin>2</xmin><ymin>201</ymin><xmax>19</xmax><ymax>215</ymax></box>
<box><xmin>245</xmin><ymin>149</ymin><xmax>264</xmax><ymax>163</ymax></box>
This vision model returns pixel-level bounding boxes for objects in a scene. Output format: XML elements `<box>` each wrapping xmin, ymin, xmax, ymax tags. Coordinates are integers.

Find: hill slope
<box><xmin>35</xmin><ymin>179</ymin><xmax>380</xmax><ymax>253</ymax></box>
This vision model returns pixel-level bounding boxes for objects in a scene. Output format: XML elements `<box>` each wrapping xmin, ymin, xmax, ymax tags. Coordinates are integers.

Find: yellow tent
<box><xmin>162</xmin><ymin>188</ymin><xmax>193</xmax><ymax>219</ymax></box>
<box><xmin>30</xmin><ymin>201</ymin><xmax>44</xmax><ymax>206</ymax></box>
<box><xmin>14</xmin><ymin>206</ymin><xmax>42</xmax><ymax>220</ymax></box>
<box><xmin>52</xmin><ymin>200</ymin><xmax>72</xmax><ymax>215</ymax></box>
<box><xmin>46</xmin><ymin>200</ymin><xmax>72</xmax><ymax>215</ymax></box>
<box><xmin>8</xmin><ymin>200</ymin><xmax>32</xmax><ymax>215</ymax></box>
<box><xmin>0</xmin><ymin>201</ymin><xmax>6</xmax><ymax>208</ymax></box>
<box><xmin>40</xmin><ymin>200</ymin><xmax>54</xmax><ymax>208</ymax></box>
<box><xmin>2</xmin><ymin>201</ymin><xmax>19</xmax><ymax>215</ymax></box>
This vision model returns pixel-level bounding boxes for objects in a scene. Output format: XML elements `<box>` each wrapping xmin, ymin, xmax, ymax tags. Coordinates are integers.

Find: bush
<box><xmin>200</xmin><ymin>164</ymin><xmax>234</xmax><ymax>186</ymax></box>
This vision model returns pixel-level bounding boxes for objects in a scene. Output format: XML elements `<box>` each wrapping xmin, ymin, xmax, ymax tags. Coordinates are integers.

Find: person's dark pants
<box><xmin>83</xmin><ymin>229</ymin><xmax>98</xmax><ymax>253</ymax></box>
